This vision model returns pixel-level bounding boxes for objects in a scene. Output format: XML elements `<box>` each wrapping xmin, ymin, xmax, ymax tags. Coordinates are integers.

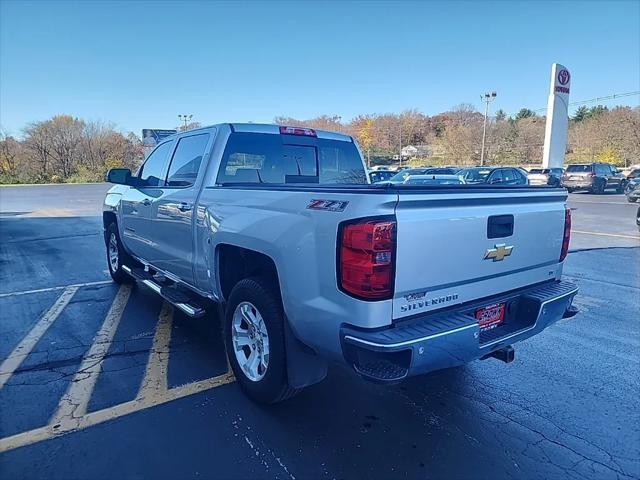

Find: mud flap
<box><xmin>284</xmin><ymin>317</ymin><xmax>328</xmax><ymax>389</ymax></box>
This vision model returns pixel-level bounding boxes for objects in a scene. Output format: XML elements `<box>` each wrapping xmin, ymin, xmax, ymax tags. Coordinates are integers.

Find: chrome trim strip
<box><xmin>479</xmin><ymin>286</ymin><xmax>578</xmax><ymax>349</ymax></box>
<box><xmin>345</xmin><ymin>285</ymin><xmax>578</xmax><ymax>351</ymax></box>
<box><xmin>344</xmin><ymin>323</ymin><xmax>477</xmax><ymax>349</ymax></box>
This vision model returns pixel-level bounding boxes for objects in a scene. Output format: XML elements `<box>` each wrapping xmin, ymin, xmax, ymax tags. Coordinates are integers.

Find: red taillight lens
<box><xmin>279</xmin><ymin>126</ymin><xmax>317</xmax><ymax>137</ymax></box>
<box><xmin>338</xmin><ymin>219</ymin><xmax>396</xmax><ymax>300</ymax></box>
<box><xmin>560</xmin><ymin>208</ymin><xmax>571</xmax><ymax>262</ymax></box>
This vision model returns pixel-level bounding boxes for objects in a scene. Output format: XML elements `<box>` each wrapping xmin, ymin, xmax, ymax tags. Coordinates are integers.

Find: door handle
<box><xmin>142</xmin><ymin>198</ymin><xmax>151</xmax><ymax>206</ymax></box>
<box><xmin>177</xmin><ymin>202</ymin><xmax>192</xmax><ymax>212</ymax></box>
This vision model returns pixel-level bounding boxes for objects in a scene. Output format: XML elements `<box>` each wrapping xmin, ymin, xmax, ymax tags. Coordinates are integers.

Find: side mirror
<box><xmin>107</xmin><ymin>168</ymin><xmax>132</xmax><ymax>185</ymax></box>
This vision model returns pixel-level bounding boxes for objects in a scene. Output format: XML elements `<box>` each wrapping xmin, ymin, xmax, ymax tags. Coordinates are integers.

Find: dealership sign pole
<box><xmin>542</xmin><ymin>63</ymin><xmax>571</xmax><ymax>168</ymax></box>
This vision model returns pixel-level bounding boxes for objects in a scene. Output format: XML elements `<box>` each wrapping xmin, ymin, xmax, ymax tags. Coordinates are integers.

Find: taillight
<box><xmin>338</xmin><ymin>218</ymin><xmax>396</xmax><ymax>300</ymax></box>
<box><xmin>279</xmin><ymin>126</ymin><xmax>317</xmax><ymax>137</ymax></box>
<box><xmin>560</xmin><ymin>208</ymin><xmax>571</xmax><ymax>262</ymax></box>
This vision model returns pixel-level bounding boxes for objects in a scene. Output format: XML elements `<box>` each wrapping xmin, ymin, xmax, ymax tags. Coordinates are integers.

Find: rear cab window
<box><xmin>217</xmin><ymin>132</ymin><xmax>367</xmax><ymax>185</ymax></box>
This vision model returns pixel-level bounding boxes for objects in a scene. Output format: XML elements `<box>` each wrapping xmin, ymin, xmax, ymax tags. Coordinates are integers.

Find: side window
<box><xmin>489</xmin><ymin>170</ymin><xmax>503</xmax><ymax>184</ymax></box>
<box><xmin>595</xmin><ymin>164</ymin><xmax>608</xmax><ymax>175</ymax></box>
<box><xmin>502</xmin><ymin>169</ymin><xmax>516</xmax><ymax>182</ymax></box>
<box><xmin>166</xmin><ymin>133</ymin><xmax>210</xmax><ymax>187</ymax></box>
<box><xmin>139</xmin><ymin>141</ymin><xmax>174</xmax><ymax>187</ymax></box>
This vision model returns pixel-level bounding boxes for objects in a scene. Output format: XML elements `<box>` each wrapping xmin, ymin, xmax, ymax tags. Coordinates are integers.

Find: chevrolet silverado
<box><xmin>103</xmin><ymin>124</ymin><xmax>578</xmax><ymax>403</ymax></box>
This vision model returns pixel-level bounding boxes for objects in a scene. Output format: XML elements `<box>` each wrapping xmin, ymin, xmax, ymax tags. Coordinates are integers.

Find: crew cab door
<box><xmin>120</xmin><ymin>140</ymin><xmax>174</xmax><ymax>260</ymax></box>
<box><xmin>148</xmin><ymin>131</ymin><xmax>212</xmax><ymax>284</ymax></box>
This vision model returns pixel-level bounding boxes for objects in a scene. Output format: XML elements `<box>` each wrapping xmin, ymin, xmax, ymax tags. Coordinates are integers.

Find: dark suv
<box><xmin>459</xmin><ymin>167</ymin><xmax>528</xmax><ymax>186</ymax></box>
<box><xmin>561</xmin><ymin>163</ymin><xmax>627</xmax><ymax>194</ymax></box>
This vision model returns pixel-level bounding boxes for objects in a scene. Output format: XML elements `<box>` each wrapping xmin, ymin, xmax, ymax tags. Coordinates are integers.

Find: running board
<box><xmin>122</xmin><ymin>265</ymin><xmax>205</xmax><ymax>318</ymax></box>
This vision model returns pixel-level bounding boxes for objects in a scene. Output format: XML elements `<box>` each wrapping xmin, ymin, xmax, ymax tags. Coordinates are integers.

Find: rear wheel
<box><xmin>592</xmin><ymin>181</ymin><xmax>605</xmax><ymax>194</ymax></box>
<box><xmin>224</xmin><ymin>277</ymin><xmax>299</xmax><ymax>404</ymax></box>
<box><xmin>105</xmin><ymin>222</ymin><xmax>132</xmax><ymax>284</ymax></box>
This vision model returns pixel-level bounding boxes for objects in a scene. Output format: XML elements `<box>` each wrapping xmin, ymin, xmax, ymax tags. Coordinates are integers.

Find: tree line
<box><xmin>277</xmin><ymin>104</ymin><xmax>640</xmax><ymax>168</ymax></box>
<box><xmin>1</xmin><ymin>104</ymin><xmax>638</xmax><ymax>184</ymax></box>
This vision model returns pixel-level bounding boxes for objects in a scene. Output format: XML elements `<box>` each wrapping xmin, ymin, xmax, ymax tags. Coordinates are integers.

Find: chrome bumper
<box><xmin>341</xmin><ymin>281</ymin><xmax>578</xmax><ymax>382</ymax></box>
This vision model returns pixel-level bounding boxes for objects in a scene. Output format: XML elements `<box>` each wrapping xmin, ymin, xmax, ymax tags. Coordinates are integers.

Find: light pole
<box><xmin>398</xmin><ymin>122</ymin><xmax>402</xmax><ymax>169</ymax></box>
<box><xmin>480</xmin><ymin>92</ymin><xmax>497</xmax><ymax>166</ymax></box>
<box><xmin>178</xmin><ymin>114</ymin><xmax>193</xmax><ymax>131</ymax></box>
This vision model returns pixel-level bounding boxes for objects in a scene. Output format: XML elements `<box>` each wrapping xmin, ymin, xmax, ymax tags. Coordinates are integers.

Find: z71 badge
<box><xmin>307</xmin><ymin>199</ymin><xmax>349</xmax><ymax>212</ymax></box>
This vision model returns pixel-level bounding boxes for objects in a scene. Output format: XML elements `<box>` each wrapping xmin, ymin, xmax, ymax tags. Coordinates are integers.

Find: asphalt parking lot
<box><xmin>0</xmin><ymin>183</ymin><xmax>638</xmax><ymax>480</ymax></box>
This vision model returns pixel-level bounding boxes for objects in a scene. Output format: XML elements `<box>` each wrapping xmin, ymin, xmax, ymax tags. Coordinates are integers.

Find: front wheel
<box><xmin>617</xmin><ymin>181</ymin><xmax>627</xmax><ymax>194</ymax></box>
<box><xmin>224</xmin><ymin>277</ymin><xmax>299</xmax><ymax>404</ymax></box>
<box><xmin>105</xmin><ymin>222</ymin><xmax>132</xmax><ymax>284</ymax></box>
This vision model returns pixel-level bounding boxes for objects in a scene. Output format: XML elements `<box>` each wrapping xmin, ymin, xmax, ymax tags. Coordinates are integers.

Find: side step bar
<box><xmin>122</xmin><ymin>265</ymin><xmax>205</xmax><ymax>318</ymax></box>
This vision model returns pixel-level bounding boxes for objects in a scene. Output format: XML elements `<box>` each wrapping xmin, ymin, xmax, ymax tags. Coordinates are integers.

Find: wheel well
<box><xmin>218</xmin><ymin>245</ymin><xmax>281</xmax><ymax>301</ymax></box>
<box><xmin>103</xmin><ymin>212</ymin><xmax>117</xmax><ymax>239</ymax></box>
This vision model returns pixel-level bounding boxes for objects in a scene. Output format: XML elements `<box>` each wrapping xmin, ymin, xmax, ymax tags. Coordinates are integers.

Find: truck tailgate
<box><xmin>392</xmin><ymin>189</ymin><xmax>567</xmax><ymax>320</ymax></box>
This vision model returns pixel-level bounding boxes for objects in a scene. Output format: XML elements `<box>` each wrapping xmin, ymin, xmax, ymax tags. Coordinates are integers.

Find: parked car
<box><xmin>104</xmin><ymin>123</ymin><xmax>578</xmax><ymax>403</ymax></box>
<box><xmin>527</xmin><ymin>168</ymin><xmax>564</xmax><ymax>187</ymax></box>
<box><xmin>368</xmin><ymin>170</ymin><xmax>395</xmax><ymax>183</ymax></box>
<box><xmin>458</xmin><ymin>167</ymin><xmax>529</xmax><ymax>186</ymax></box>
<box><xmin>561</xmin><ymin>163</ymin><xmax>627</xmax><ymax>194</ymax></box>
<box><xmin>626</xmin><ymin>182</ymin><xmax>640</xmax><ymax>203</ymax></box>
<box><xmin>624</xmin><ymin>167</ymin><xmax>640</xmax><ymax>180</ymax></box>
<box><xmin>621</xmin><ymin>164</ymin><xmax>640</xmax><ymax>177</ymax></box>
<box><xmin>403</xmin><ymin>174</ymin><xmax>465</xmax><ymax>185</ymax></box>
<box><xmin>637</xmin><ymin>206</ymin><xmax>640</xmax><ymax>231</ymax></box>
<box><xmin>386</xmin><ymin>167</ymin><xmax>460</xmax><ymax>184</ymax></box>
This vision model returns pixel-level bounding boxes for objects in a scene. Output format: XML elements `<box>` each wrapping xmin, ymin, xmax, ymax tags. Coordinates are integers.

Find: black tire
<box><xmin>592</xmin><ymin>181</ymin><xmax>605</xmax><ymax>194</ymax></box>
<box><xmin>628</xmin><ymin>196</ymin><xmax>638</xmax><ymax>203</ymax></box>
<box><xmin>224</xmin><ymin>277</ymin><xmax>299</xmax><ymax>404</ymax></box>
<box><xmin>617</xmin><ymin>181</ymin><xmax>626</xmax><ymax>194</ymax></box>
<box><xmin>105</xmin><ymin>222</ymin><xmax>132</xmax><ymax>284</ymax></box>
<box><xmin>566</xmin><ymin>187</ymin><xmax>575</xmax><ymax>193</ymax></box>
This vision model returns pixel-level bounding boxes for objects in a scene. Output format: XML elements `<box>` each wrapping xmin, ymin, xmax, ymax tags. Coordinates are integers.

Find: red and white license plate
<box><xmin>475</xmin><ymin>302</ymin><xmax>506</xmax><ymax>330</ymax></box>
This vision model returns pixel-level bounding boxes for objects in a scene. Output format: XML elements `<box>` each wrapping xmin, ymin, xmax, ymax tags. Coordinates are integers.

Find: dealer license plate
<box><xmin>475</xmin><ymin>302</ymin><xmax>506</xmax><ymax>330</ymax></box>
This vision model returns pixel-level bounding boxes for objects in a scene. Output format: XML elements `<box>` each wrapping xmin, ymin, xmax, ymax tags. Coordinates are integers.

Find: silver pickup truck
<box><xmin>104</xmin><ymin>123</ymin><xmax>578</xmax><ymax>403</ymax></box>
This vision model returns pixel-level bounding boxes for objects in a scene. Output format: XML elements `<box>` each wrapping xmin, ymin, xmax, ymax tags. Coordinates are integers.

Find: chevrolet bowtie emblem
<box><xmin>484</xmin><ymin>244</ymin><xmax>513</xmax><ymax>261</ymax></box>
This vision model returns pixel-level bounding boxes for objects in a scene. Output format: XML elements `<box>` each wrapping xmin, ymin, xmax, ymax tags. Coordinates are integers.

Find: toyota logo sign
<box><xmin>557</xmin><ymin>69</ymin><xmax>570</xmax><ymax>86</ymax></box>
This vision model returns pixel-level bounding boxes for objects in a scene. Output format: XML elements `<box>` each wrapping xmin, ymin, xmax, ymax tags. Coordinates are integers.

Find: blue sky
<box><xmin>1</xmin><ymin>0</ymin><xmax>639</xmax><ymax>136</ymax></box>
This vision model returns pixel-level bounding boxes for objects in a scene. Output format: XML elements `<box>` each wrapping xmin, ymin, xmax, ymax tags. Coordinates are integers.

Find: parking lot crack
<box><xmin>448</xmin><ymin>376</ymin><xmax>633</xmax><ymax>479</ymax></box>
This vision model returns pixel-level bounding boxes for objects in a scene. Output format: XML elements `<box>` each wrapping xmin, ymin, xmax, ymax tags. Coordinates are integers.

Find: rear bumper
<box><xmin>528</xmin><ymin>177</ymin><xmax>549</xmax><ymax>185</ymax></box>
<box><xmin>340</xmin><ymin>280</ymin><xmax>578</xmax><ymax>382</ymax></box>
<box><xmin>562</xmin><ymin>179</ymin><xmax>593</xmax><ymax>189</ymax></box>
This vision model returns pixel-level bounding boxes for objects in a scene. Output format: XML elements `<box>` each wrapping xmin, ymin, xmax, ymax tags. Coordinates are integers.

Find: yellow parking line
<box><xmin>50</xmin><ymin>285</ymin><xmax>132</xmax><ymax>430</ymax></box>
<box><xmin>571</xmin><ymin>229</ymin><xmax>640</xmax><ymax>240</ymax></box>
<box><xmin>0</xmin><ymin>280</ymin><xmax>112</xmax><ymax>299</ymax></box>
<box><xmin>138</xmin><ymin>302</ymin><xmax>174</xmax><ymax>399</ymax></box>
<box><xmin>0</xmin><ymin>371</ymin><xmax>235</xmax><ymax>453</ymax></box>
<box><xmin>0</xmin><ymin>286</ymin><xmax>78</xmax><ymax>389</ymax></box>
